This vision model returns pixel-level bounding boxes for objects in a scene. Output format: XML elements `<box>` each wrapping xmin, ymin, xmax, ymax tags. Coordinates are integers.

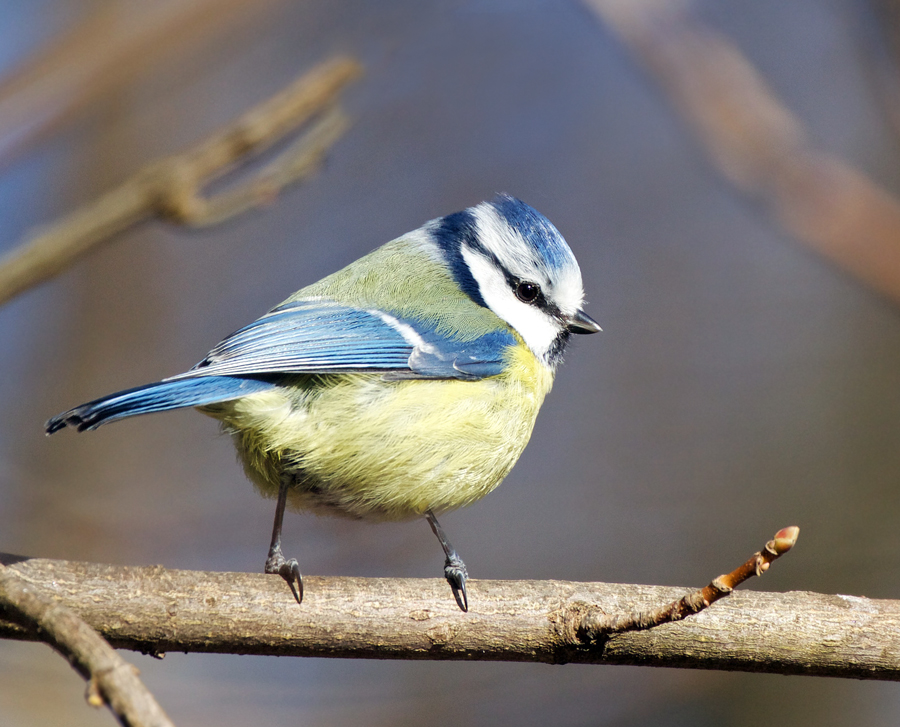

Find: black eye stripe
<box><xmin>507</xmin><ymin>274</ymin><xmax>567</xmax><ymax>323</ymax></box>
<box><xmin>455</xmin><ymin>239</ymin><xmax>562</xmax><ymax>319</ymax></box>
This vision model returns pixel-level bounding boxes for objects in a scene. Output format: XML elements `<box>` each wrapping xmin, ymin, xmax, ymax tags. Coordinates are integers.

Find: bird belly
<box><xmin>202</xmin><ymin>346</ymin><xmax>554</xmax><ymax>521</ymax></box>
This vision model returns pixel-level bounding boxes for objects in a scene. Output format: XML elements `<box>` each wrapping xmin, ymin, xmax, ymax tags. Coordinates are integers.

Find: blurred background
<box><xmin>2</xmin><ymin>0</ymin><xmax>900</xmax><ymax>724</ymax></box>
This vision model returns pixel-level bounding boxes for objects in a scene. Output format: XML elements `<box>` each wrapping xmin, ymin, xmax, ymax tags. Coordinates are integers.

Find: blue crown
<box><xmin>489</xmin><ymin>194</ymin><xmax>574</xmax><ymax>273</ymax></box>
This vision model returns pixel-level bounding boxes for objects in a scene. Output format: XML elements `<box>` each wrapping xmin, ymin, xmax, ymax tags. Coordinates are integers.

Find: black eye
<box><xmin>515</xmin><ymin>281</ymin><xmax>541</xmax><ymax>303</ymax></box>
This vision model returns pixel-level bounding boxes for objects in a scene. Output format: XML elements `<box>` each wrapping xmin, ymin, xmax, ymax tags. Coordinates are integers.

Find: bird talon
<box><xmin>265</xmin><ymin>547</ymin><xmax>303</xmax><ymax>604</ymax></box>
<box><xmin>426</xmin><ymin>510</ymin><xmax>470</xmax><ymax>612</ymax></box>
<box><xmin>444</xmin><ymin>555</ymin><xmax>469</xmax><ymax>612</ymax></box>
<box><xmin>283</xmin><ymin>559</ymin><xmax>304</xmax><ymax>603</ymax></box>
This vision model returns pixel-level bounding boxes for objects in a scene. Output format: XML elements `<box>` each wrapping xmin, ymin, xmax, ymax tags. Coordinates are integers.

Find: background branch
<box><xmin>0</xmin><ymin>0</ymin><xmax>282</xmax><ymax>167</ymax></box>
<box><xmin>2</xmin><ymin>553</ymin><xmax>898</xmax><ymax>680</ymax></box>
<box><xmin>0</xmin><ymin>54</ymin><xmax>361</xmax><ymax>307</ymax></box>
<box><xmin>584</xmin><ymin>0</ymin><xmax>900</xmax><ymax>306</ymax></box>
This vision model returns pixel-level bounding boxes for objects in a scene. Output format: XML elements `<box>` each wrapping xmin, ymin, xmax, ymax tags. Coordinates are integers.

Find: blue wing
<box><xmin>173</xmin><ymin>299</ymin><xmax>515</xmax><ymax>381</ymax></box>
<box><xmin>46</xmin><ymin>299</ymin><xmax>515</xmax><ymax>434</ymax></box>
<box><xmin>45</xmin><ymin>377</ymin><xmax>275</xmax><ymax>432</ymax></box>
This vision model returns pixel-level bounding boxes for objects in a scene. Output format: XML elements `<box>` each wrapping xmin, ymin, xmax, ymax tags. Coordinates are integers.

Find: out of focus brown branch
<box><xmin>2</xmin><ymin>547</ymin><xmax>899</xmax><ymax>680</ymax></box>
<box><xmin>584</xmin><ymin>0</ymin><xmax>900</xmax><ymax>306</ymax></box>
<box><xmin>0</xmin><ymin>55</ymin><xmax>361</xmax><ymax>307</ymax></box>
<box><xmin>0</xmin><ymin>0</ymin><xmax>282</xmax><ymax>166</ymax></box>
<box><xmin>866</xmin><ymin>0</ymin><xmax>900</xmax><ymax>141</ymax></box>
<box><xmin>576</xmin><ymin>526</ymin><xmax>798</xmax><ymax>637</ymax></box>
<box><xmin>0</xmin><ymin>560</ymin><xmax>174</xmax><ymax>727</ymax></box>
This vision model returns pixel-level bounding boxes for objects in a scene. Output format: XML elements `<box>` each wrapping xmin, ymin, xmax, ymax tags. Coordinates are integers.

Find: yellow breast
<box><xmin>204</xmin><ymin>341</ymin><xmax>554</xmax><ymax>521</ymax></box>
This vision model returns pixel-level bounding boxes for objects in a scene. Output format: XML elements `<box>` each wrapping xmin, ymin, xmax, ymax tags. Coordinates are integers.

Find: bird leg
<box><xmin>265</xmin><ymin>474</ymin><xmax>303</xmax><ymax>603</ymax></box>
<box><xmin>425</xmin><ymin>509</ymin><xmax>469</xmax><ymax>612</ymax></box>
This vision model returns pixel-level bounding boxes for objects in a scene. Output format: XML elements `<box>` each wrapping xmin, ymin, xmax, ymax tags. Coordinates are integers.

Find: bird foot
<box><xmin>265</xmin><ymin>548</ymin><xmax>303</xmax><ymax>604</ymax></box>
<box><xmin>444</xmin><ymin>553</ymin><xmax>469</xmax><ymax>612</ymax></box>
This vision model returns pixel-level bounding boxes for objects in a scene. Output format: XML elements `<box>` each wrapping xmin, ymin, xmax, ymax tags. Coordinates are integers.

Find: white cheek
<box><xmin>461</xmin><ymin>247</ymin><xmax>559</xmax><ymax>361</ymax></box>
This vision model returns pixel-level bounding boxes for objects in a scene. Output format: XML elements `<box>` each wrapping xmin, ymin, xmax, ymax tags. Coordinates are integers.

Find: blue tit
<box><xmin>46</xmin><ymin>194</ymin><xmax>600</xmax><ymax>611</ymax></box>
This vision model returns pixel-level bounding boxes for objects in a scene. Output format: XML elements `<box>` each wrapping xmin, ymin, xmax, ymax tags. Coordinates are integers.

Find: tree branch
<box><xmin>0</xmin><ymin>0</ymin><xmax>282</xmax><ymax>166</ymax></box>
<box><xmin>0</xmin><ymin>55</ymin><xmax>362</xmax><ymax>306</ymax></box>
<box><xmin>2</xmin><ymin>552</ymin><xmax>897</xmax><ymax>680</ymax></box>
<box><xmin>580</xmin><ymin>526</ymin><xmax>799</xmax><ymax>636</ymax></box>
<box><xmin>0</xmin><ymin>560</ymin><xmax>174</xmax><ymax>727</ymax></box>
<box><xmin>583</xmin><ymin>0</ymin><xmax>900</xmax><ymax>306</ymax></box>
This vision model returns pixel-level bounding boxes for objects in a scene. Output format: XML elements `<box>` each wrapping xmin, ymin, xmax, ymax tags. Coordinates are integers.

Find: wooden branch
<box><xmin>0</xmin><ymin>55</ymin><xmax>362</xmax><ymax>306</ymax></box>
<box><xmin>2</xmin><ymin>553</ymin><xmax>898</xmax><ymax>680</ymax></box>
<box><xmin>0</xmin><ymin>561</ymin><xmax>174</xmax><ymax>727</ymax></box>
<box><xmin>581</xmin><ymin>526</ymin><xmax>799</xmax><ymax>636</ymax></box>
<box><xmin>583</xmin><ymin>0</ymin><xmax>900</xmax><ymax>306</ymax></box>
<box><xmin>0</xmin><ymin>0</ymin><xmax>281</xmax><ymax>165</ymax></box>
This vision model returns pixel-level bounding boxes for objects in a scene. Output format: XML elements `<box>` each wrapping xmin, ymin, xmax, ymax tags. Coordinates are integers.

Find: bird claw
<box><xmin>444</xmin><ymin>554</ymin><xmax>469</xmax><ymax>612</ymax></box>
<box><xmin>265</xmin><ymin>549</ymin><xmax>304</xmax><ymax>604</ymax></box>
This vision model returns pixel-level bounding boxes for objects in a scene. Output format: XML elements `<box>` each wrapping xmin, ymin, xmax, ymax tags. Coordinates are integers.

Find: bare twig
<box><xmin>2</xmin><ymin>550</ymin><xmax>899</xmax><ymax>680</ymax></box>
<box><xmin>0</xmin><ymin>0</ymin><xmax>280</xmax><ymax>165</ymax></box>
<box><xmin>176</xmin><ymin>104</ymin><xmax>351</xmax><ymax>226</ymax></box>
<box><xmin>575</xmin><ymin>526</ymin><xmax>799</xmax><ymax>637</ymax></box>
<box><xmin>0</xmin><ymin>55</ymin><xmax>362</xmax><ymax>306</ymax></box>
<box><xmin>583</xmin><ymin>0</ymin><xmax>900</xmax><ymax>306</ymax></box>
<box><xmin>0</xmin><ymin>561</ymin><xmax>174</xmax><ymax>727</ymax></box>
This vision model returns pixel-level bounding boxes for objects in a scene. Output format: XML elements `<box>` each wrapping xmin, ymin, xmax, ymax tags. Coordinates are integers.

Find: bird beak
<box><xmin>566</xmin><ymin>308</ymin><xmax>602</xmax><ymax>334</ymax></box>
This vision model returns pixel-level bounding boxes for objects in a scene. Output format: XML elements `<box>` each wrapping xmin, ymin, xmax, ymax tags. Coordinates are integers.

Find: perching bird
<box><xmin>46</xmin><ymin>195</ymin><xmax>600</xmax><ymax>611</ymax></box>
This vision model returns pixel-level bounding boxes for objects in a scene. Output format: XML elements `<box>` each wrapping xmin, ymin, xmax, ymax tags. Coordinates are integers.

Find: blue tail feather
<box><xmin>45</xmin><ymin>376</ymin><xmax>275</xmax><ymax>434</ymax></box>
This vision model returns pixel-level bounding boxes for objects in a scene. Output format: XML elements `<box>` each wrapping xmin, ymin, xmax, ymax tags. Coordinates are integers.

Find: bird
<box><xmin>46</xmin><ymin>194</ymin><xmax>600</xmax><ymax>611</ymax></box>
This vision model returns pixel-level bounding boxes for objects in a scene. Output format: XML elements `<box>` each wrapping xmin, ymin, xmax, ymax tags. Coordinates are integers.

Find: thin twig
<box><xmin>176</xmin><ymin>104</ymin><xmax>351</xmax><ymax>226</ymax></box>
<box><xmin>0</xmin><ymin>561</ymin><xmax>175</xmax><ymax>727</ymax></box>
<box><xmin>575</xmin><ymin>526</ymin><xmax>799</xmax><ymax>638</ymax></box>
<box><xmin>0</xmin><ymin>0</ymin><xmax>280</xmax><ymax>166</ymax></box>
<box><xmin>0</xmin><ymin>55</ymin><xmax>362</xmax><ymax>306</ymax></box>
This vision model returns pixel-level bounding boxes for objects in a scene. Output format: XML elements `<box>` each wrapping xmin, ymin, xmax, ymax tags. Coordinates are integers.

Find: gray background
<box><xmin>2</xmin><ymin>1</ymin><xmax>900</xmax><ymax>724</ymax></box>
